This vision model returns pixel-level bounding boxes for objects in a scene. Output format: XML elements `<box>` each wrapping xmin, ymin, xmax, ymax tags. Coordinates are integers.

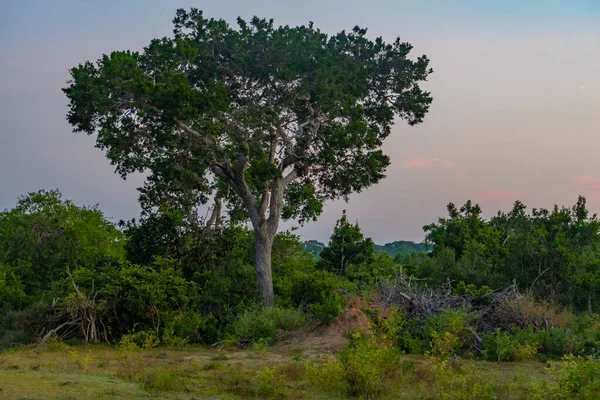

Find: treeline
<box><xmin>406</xmin><ymin>197</ymin><xmax>600</xmax><ymax>314</ymax></box>
<box><xmin>1</xmin><ymin>190</ymin><xmax>599</xmax><ymax>362</ymax></box>
<box><xmin>303</xmin><ymin>238</ymin><xmax>426</xmax><ymax>260</ymax></box>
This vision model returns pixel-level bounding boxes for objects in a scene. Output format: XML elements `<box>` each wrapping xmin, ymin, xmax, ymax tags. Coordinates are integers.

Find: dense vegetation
<box><xmin>1</xmin><ymin>190</ymin><xmax>599</xmax><ymax>398</ymax></box>
<box><xmin>417</xmin><ymin>197</ymin><xmax>600</xmax><ymax>314</ymax></box>
<box><xmin>1</xmin><ymin>190</ymin><xmax>599</xmax><ymax>349</ymax></box>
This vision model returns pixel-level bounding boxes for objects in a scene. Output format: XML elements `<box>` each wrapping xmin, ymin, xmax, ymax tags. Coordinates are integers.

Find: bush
<box><xmin>430</xmin><ymin>330</ymin><xmax>463</xmax><ymax>360</ymax></box>
<box><xmin>340</xmin><ymin>331</ymin><xmax>401</xmax><ymax>398</ymax></box>
<box><xmin>367</xmin><ymin>306</ymin><xmax>419</xmax><ymax>352</ymax></box>
<box><xmin>532</xmin><ymin>355</ymin><xmax>600</xmax><ymax>399</ymax></box>
<box><xmin>0</xmin><ymin>267</ymin><xmax>27</xmax><ymax>312</ymax></box>
<box><xmin>304</xmin><ymin>332</ymin><xmax>401</xmax><ymax>399</ymax></box>
<box><xmin>119</xmin><ymin>330</ymin><xmax>160</xmax><ymax>350</ymax></box>
<box><xmin>163</xmin><ymin>310</ymin><xmax>220</xmax><ymax>345</ymax></box>
<box><xmin>481</xmin><ymin>328</ymin><xmax>539</xmax><ymax>362</ymax></box>
<box><xmin>228</xmin><ymin>306</ymin><xmax>306</xmax><ymax>345</ymax></box>
<box><xmin>453</xmin><ymin>281</ymin><xmax>493</xmax><ymax>299</ymax></box>
<box><xmin>424</xmin><ymin>309</ymin><xmax>473</xmax><ymax>357</ymax></box>
<box><xmin>577</xmin><ymin>315</ymin><xmax>600</xmax><ymax>356</ymax></box>
<box><xmin>0</xmin><ymin>303</ymin><xmax>52</xmax><ymax>348</ymax></box>
<box><xmin>537</xmin><ymin>327</ymin><xmax>580</xmax><ymax>359</ymax></box>
<box><xmin>304</xmin><ymin>356</ymin><xmax>348</xmax><ymax>396</ymax></box>
<box><xmin>291</xmin><ymin>270</ymin><xmax>344</xmax><ymax>308</ymax></box>
<box><xmin>140</xmin><ymin>368</ymin><xmax>183</xmax><ymax>392</ymax></box>
<box><xmin>218</xmin><ymin>366</ymin><xmax>285</xmax><ymax>398</ymax></box>
<box><xmin>426</xmin><ymin>358</ymin><xmax>498</xmax><ymax>400</ymax></box>
<box><xmin>309</xmin><ymin>293</ymin><xmax>343</xmax><ymax>325</ymax></box>
<box><xmin>254</xmin><ymin>366</ymin><xmax>286</xmax><ymax>398</ymax></box>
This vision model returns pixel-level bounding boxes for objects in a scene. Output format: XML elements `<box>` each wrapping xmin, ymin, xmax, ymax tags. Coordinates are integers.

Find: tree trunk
<box><xmin>208</xmin><ymin>154</ymin><xmax>297</xmax><ymax>307</ymax></box>
<box><xmin>255</xmin><ymin>228</ymin><xmax>275</xmax><ymax>307</ymax></box>
<box><xmin>588</xmin><ymin>294</ymin><xmax>593</xmax><ymax>317</ymax></box>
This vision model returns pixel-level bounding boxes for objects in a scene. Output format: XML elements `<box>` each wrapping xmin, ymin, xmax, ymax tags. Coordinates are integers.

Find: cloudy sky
<box><xmin>1</xmin><ymin>0</ymin><xmax>599</xmax><ymax>244</ymax></box>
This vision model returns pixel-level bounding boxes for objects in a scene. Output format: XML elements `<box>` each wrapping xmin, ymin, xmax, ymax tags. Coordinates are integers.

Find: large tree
<box><xmin>63</xmin><ymin>9</ymin><xmax>433</xmax><ymax>305</ymax></box>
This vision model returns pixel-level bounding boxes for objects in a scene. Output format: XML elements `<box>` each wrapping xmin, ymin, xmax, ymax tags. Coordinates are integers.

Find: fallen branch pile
<box><xmin>377</xmin><ymin>277</ymin><xmax>559</xmax><ymax>333</ymax></box>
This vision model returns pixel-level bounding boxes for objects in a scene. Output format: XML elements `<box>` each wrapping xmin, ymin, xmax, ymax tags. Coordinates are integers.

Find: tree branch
<box><xmin>258</xmin><ymin>190</ymin><xmax>270</xmax><ymax>218</ymax></box>
<box><xmin>205</xmin><ymin>194</ymin><xmax>222</xmax><ymax>229</ymax></box>
<box><xmin>258</xmin><ymin>132</ymin><xmax>280</xmax><ymax>219</ymax></box>
<box><xmin>282</xmin><ymin>169</ymin><xmax>298</xmax><ymax>187</ymax></box>
<box><xmin>175</xmin><ymin>121</ymin><xmax>218</xmax><ymax>148</ymax></box>
<box><xmin>40</xmin><ymin>320</ymin><xmax>82</xmax><ymax>344</ymax></box>
<box><xmin>281</xmin><ymin>153</ymin><xmax>300</xmax><ymax>169</ymax></box>
<box><xmin>209</xmin><ymin>162</ymin><xmax>236</xmax><ymax>190</ymax></box>
<box><xmin>266</xmin><ymin>169</ymin><xmax>298</xmax><ymax>237</ymax></box>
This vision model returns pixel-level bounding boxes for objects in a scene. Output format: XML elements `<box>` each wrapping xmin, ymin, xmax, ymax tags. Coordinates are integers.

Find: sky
<box><xmin>1</xmin><ymin>0</ymin><xmax>599</xmax><ymax>244</ymax></box>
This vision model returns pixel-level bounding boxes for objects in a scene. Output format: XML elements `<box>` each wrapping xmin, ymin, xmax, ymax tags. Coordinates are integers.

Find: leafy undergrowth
<box><xmin>0</xmin><ymin>342</ymin><xmax>563</xmax><ymax>400</ymax></box>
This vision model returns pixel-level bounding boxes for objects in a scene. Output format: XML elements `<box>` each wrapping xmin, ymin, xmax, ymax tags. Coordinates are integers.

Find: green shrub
<box><xmin>536</xmin><ymin>327</ymin><xmax>579</xmax><ymax>359</ymax></box>
<box><xmin>160</xmin><ymin>324</ymin><xmax>188</xmax><ymax>349</ymax></box>
<box><xmin>424</xmin><ymin>309</ymin><xmax>473</xmax><ymax>356</ymax></box>
<box><xmin>453</xmin><ymin>281</ymin><xmax>493</xmax><ymax>299</ymax></box>
<box><xmin>340</xmin><ymin>331</ymin><xmax>401</xmax><ymax>398</ymax></box>
<box><xmin>428</xmin><ymin>359</ymin><xmax>498</xmax><ymax>400</ymax></box>
<box><xmin>254</xmin><ymin>366</ymin><xmax>285</xmax><ymax>398</ymax></box>
<box><xmin>481</xmin><ymin>328</ymin><xmax>539</xmax><ymax>362</ymax></box>
<box><xmin>577</xmin><ymin>315</ymin><xmax>600</xmax><ymax>356</ymax></box>
<box><xmin>0</xmin><ymin>302</ymin><xmax>52</xmax><ymax>348</ymax></box>
<box><xmin>510</xmin><ymin>340</ymin><xmax>539</xmax><ymax>361</ymax></box>
<box><xmin>367</xmin><ymin>306</ymin><xmax>419</xmax><ymax>352</ymax></box>
<box><xmin>109</xmin><ymin>261</ymin><xmax>194</xmax><ymax>335</ymax></box>
<box><xmin>309</xmin><ymin>294</ymin><xmax>343</xmax><ymax>325</ymax></box>
<box><xmin>430</xmin><ymin>330</ymin><xmax>462</xmax><ymax>360</ymax></box>
<box><xmin>532</xmin><ymin>355</ymin><xmax>600</xmax><ymax>399</ymax></box>
<box><xmin>291</xmin><ymin>270</ymin><xmax>343</xmax><ymax>308</ymax></box>
<box><xmin>218</xmin><ymin>366</ymin><xmax>285</xmax><ymax>398</ymax></box>
<box><xmin>0</xmin><ymin>268</ymin><xmax>27</xmax><ymax>312</ymax></box>
<box><xmin>119</xmin><ymin>330</ymin><xmax>160</xmax><ymax>350</ymax></box>
<box><xmin>229</xmin><ymin>306</ymin><xmax>306</xmax><ymax>345</ymax></box>
<box><xmin>304</xmin><ymin>356</ymin><xmax>348</xmax><ymax>396</ymax></box>
<box><xmin>140</xmin><ymin>368</ymin><xmax>184</xmax><ymax>392</ymax></box>
<box><xmin>304</xmin><ymin>332</ymin><xmax>401</xmax><ymax>399</ymax></box>
<box><xmin>164</xmin><ymin>310</ymin><xmax>220</xmax><ymax>345</ymax></box>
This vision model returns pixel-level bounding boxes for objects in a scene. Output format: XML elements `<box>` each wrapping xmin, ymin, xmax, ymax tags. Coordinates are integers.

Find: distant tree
<box><xmin>63</xmin><ymin>8</ymin><xmax>433</xmax><ymax>305</ymax></box>
<box><xmin>302</xmin><ymin>240</ymin><xmax>326</xmax><ymax>259</ymax></box>
<box><xmin>319</xmin><ymin>211</ymin><xmax>374</xmax><ymax>277</ymax></box>
<box><xmin>375</xmin><ymin>240</ymin><xmax>427</xmax><ymax>258</ymax></box>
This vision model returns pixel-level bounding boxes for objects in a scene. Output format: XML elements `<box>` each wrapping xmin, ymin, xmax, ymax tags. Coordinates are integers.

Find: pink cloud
<box><xmin>479</xmin><ymin>186</ymin><xmax>519</xmax><ymax>201</ymax></box>
<box><xmin>579</xmin><ymin>85</ymin><xmax>586</xmax><ymax>91</ymax></box>
<box><xmin>402</xmin><ymin>156</ymin><xmax>455</xmax><ymax>169</ymax></box>
<box><xmin>452</xmin><ymin>171</ymin><xmax>468</xmax><ymax>182</ymax></box>
<box><xmin>572</xmin><ymin>175</ymin><xmax>600</xmax><ymax>191</ymax></box>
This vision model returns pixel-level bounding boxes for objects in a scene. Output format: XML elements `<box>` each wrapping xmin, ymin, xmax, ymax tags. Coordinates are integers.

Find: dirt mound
<box><xmin>274</xmin><ymin>307</ymin><xmax>371</xmax><ymax>356</ymax></box>
<box><xmin>325</xmin><ymin>307</ymin><xmax>371</xmax><ymax>336</ymax></box>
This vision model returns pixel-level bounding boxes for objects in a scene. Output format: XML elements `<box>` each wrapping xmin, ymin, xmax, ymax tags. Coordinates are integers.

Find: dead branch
<box><xmin>40</xmin><ymin>319</ymin><xmax>81</xmax><ymax>344</ymax></box>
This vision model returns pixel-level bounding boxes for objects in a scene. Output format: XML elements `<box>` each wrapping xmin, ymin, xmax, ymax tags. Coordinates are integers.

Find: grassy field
<box><xmin>0</xmin><ymin>342</ymin><xmax>550</xmax><ymax>399</ymax></box>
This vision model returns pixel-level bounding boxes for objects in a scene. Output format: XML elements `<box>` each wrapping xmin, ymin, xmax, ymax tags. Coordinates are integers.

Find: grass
<box><xmin>0</xmin><ymin>344</ymin><xmax>551</xmax><ymax>399</ymax></box>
